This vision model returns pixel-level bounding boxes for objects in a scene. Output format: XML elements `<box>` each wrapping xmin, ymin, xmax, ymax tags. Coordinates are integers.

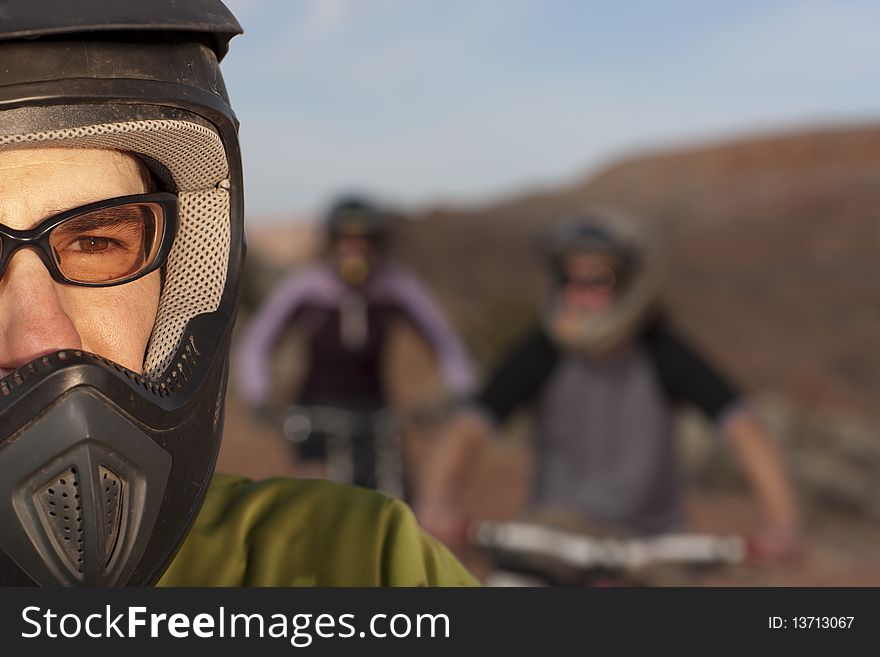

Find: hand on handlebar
<box><xmin>750</xmin><ymin>524</ymin><xmax>805</xmax><ymax>564</ymax></box>
<box><xmin>251</xmin><ymin>404</ymin><xmax>277</xmax><ymax>426</ymax></box>
<box><xmin>414</xmin><ymin>501</ymin><xmax>470</xmax><ymax>548</ymax></box>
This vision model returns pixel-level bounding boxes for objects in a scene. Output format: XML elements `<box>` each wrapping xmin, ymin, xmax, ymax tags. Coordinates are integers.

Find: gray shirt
<box><xmin>477</xmin><ymin>321</ymin><xmax>743</xmax><ymax>535</ymax></box>
<box><xmin>533</xmin><ymin>346</ymin><xmax>682</xmax><ymax>533</ymax></box>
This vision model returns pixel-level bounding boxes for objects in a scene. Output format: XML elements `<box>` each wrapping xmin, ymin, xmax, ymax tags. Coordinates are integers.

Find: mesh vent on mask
<box><xmin>99</xmin><ymin>466</ymin><xmax>124</xmax><ymax>567</ymax></box>
<box><xmin>0</xmin><ymin>119</ymin><xmax>231</xmax><ymax>378</ymax></box>
<box><xmin>37</xmin><ymin>467</ymin><xmax>84</xmax><ymax>575</ymax></box>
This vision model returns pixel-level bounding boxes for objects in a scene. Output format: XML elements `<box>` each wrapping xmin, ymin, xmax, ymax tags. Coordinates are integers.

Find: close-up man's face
<box><xmin>0</xmin><ymin>148</ymin><xmax>160</xmax><ymax>376</ymax></box>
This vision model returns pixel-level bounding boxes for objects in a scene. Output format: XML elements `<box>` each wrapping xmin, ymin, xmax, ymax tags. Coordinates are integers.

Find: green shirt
<box><xmin>158</xmin><ymin>473</ymin><xmax>478</xmax><ymax>587</ymax></box>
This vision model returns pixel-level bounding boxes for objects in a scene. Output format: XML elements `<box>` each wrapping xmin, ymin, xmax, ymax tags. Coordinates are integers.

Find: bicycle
<box><xmin>466</xmin><ymin>517</ymin><xmax>750</xmax><ymax>587</ymax></box>
<box><xmin>278</xmin><ymin>402</ymin><xmax>459</xmax><ymax>500</ymax></box>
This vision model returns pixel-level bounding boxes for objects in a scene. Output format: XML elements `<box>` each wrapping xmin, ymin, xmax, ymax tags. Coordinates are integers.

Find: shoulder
<box><xmin>638</xmin><ymin>315</ymin><xmax>705</xmax><ymax>369</ymax></box>
<box><xmin>637</xmin><ymin>316</ymin><xmax>743</xmax><ymax>419</ymax></box>
<box><xmin>498</xmin><ymin>323</ymin><xmax>561</xmax><ymax>367</ymax></box>
<box><xmin>477</xmin><ymin>324</ymin><xmax>561</xmax><ymax>421</ymax></box>
<box><xmin>160</xmin><ymin>474</ymin><xmax>478</xmax><ymax>587</ymax></box>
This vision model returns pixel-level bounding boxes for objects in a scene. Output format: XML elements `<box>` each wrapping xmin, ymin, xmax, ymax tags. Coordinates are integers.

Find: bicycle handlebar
<box><xmin>469</xmin><ymin>519</ymin><xmax>749</xmax><ymax>571</ymax></box>
<box><xmin>279</xmin><ymin>402</ymin><xmax>460</xmax><ymax>444</ymax></box>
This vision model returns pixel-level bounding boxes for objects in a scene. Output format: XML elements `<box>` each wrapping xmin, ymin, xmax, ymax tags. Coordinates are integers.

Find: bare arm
<box><xmin>414</xmin><ymin>410</ymin><xmax>492</xmax><ymax>544</ymax></box>
<box><xmin>414</xmin><ymin>327</ymin><xmax>557</xmax><ymax>543</ymax></box>
<box><xmin>722</xmin><ymin>408</ymin><xmax>803</xmax><ymax>557</ymax></box>
<box><xmin>236</xmin><ymin>267</ymin><xmax>326</xmax><ymax>408</ymax></box>
<box><xmin>380</xmin><ymin>269</ymin><xmax>476</xmax><ymax>398</ymax></box>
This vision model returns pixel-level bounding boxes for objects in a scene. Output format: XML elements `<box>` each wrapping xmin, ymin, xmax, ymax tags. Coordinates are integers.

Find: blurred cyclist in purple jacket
<box><xmin>237</xmin><ymin>196</ymin><xmax>476</xmax><ymax>495</ymax></box>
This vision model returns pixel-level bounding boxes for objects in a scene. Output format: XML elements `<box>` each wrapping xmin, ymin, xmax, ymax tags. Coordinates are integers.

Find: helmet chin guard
<box><xmin>0</xmin><ymin>391</ymin><xmax>171</xmax><ymax>587</ymax></box>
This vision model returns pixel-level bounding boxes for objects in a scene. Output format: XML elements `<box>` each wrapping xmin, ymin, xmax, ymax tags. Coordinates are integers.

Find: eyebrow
<box><xmin>53</xmin><ymin>214</ymin><xmax>146</xmax><ymax>233</ymax></box>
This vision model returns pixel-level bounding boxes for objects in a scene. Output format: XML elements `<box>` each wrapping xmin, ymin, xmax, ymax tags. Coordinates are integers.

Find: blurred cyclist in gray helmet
<box><xmin>419</xmin><ymin>207</ymin><xmax>803</xmax><ymax>562</ymax></box>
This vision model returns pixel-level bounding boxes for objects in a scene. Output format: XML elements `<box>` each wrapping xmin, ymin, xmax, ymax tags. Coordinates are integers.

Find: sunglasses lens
<box><xmin>562</xmin><ymin>265</ymin><xmax>618</xmax><ymax>293</ymax></box>
<box><xmin>49</xmin><ymin>202</ymin><xmax>166</xmax><ymax>284</ymax></box>
<box><xmin>590</xmin><ymin>265</ymin><xmax>617</xmax><ymax>292</ymax></box>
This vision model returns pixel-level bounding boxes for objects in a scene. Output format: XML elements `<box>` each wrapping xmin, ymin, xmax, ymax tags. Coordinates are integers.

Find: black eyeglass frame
<box><xmin>0</xmin><ymin>192</ymin><xmax>178</xmax><ymax>287</ymax></box>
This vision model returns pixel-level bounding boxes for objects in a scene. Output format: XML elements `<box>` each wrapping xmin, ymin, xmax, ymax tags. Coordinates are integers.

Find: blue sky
<box><xmin>220</xmin><ymin>0</ymin><xmax>880</xmax><ymax>220</ymax></box>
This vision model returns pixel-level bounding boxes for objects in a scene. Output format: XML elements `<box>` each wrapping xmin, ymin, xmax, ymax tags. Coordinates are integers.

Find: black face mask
<box><xmin>0</xmin><ymin>0</ymin><xmax>245</xmax><ymax>586</ymax></box>
<box><xmin>0</xmin><ymin>385</ymin><xmax>172</xmax><ymax>586</ymax></box>
<box><xmin>0</xmin><ymin>333</ymin><xmax>231</xmax><ymax>586</ymax></box>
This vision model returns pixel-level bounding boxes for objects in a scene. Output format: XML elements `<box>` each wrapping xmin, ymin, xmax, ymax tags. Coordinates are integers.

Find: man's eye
<box><xmin>71</xmin><ymin>236</ymin><xmax>112</xmax><ymax>253</ymax></box>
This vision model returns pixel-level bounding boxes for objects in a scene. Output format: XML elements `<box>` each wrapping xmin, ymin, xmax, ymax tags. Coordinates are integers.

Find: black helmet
<box><xmin>0</xmin><ymin>1</ymin><xmax>243</xmax><ymax>586</ymax></box>
<box><xmin>325</xmin><ymin>196</ymin><xmax>391</xmax><ymax>247</ymax></box>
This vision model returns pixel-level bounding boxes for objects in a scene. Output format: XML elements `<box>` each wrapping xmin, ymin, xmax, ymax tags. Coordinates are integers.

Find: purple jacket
<box><xmin>237</xmin><ymin>263</ymin><xmax>476</xmax><ymax>408</ymax></box>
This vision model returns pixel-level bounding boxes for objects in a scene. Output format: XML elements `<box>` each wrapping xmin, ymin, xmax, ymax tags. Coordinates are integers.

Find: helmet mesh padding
<box><xmin>0</xmin><ymin>119</ymin><xmax>231</xmax><ymax>377</ymax></box>
<box><xmin>146</xmin><ymin>187</ymin><xmax>229</xmax><ymax>376</ymax></box>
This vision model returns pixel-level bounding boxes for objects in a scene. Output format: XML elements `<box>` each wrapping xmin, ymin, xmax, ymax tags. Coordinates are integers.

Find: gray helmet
<box><xmin>543</xmin><ymin>215</ymin><xmax>640</xmax><ymax>287</ymax></box>
<box><xmin>0</xmin><ymin>0</ymin><xmax>244</xmax><ymax>586</ymax></box>
<box><xmin>541</xmin><ymin>207</ymin><xmax>661</xmax><ymax>354</ymax></box>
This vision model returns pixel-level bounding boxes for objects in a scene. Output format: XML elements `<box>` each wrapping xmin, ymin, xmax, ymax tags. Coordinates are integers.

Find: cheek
<box><xmin>58</xmin><ymin>272</ymin><xmax>161</xmax><ymax>373</ymax></box>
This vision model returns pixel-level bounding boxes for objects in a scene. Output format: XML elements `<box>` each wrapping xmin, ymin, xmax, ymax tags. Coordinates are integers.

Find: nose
<box><xmin>0</xmin><ymin>249</ymin><xmax>83</xmax><ymax>375</ymax></box>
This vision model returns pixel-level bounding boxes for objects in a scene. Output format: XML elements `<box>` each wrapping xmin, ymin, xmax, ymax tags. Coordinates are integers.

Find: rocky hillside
<box><xmin>389</xmin><ymin>125</ymin><xmax>880</xmax><ymax>424</ymax></box>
